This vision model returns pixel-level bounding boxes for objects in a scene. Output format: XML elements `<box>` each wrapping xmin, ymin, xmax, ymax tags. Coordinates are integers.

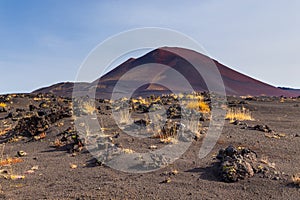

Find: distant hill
<box><xmin>33</xmin><ymin>47</ymin><xmax>294</xmax><ymax>98</ymax></box>
<box><xmin>278</xmin><ymin>87</ymin><xmax>300</xmax><ymax>96</ymax></box>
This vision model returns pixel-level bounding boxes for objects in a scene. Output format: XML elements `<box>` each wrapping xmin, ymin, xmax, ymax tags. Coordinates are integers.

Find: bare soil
<box><xmin>0</xmin><ymin>94</ymin><xmax>299</xmax><ymax>200</ymax></box>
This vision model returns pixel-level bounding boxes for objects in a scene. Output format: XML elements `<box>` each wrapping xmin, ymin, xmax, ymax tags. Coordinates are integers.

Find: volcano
<box><xmin>33</xmin><ymin>47</ymin><xmax>294</xmax><ymax>98</ymax></box>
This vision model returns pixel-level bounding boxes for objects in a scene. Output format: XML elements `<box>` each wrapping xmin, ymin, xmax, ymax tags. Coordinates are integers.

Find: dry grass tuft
<box><xmin>0</xmin><ymin>128</ymin><xmax>12</xmax><ymax>136</ymax></box>
<box><xmin>260</xmin><ymin>156</ymin><xmax>276</xmax><ymax>169</ymax></box>
<box><xmin>122</xmin><ymin>148</ymin><xmax>135</xmax><ymax>154</ymax></box>
<box><xmin>226</xmin><ymin>107</ymin><xmax>253</xmax><ymax>122</ymax></box>
<box><xmin>185</xmin><ymin>118</ymin><xmax>202</xmax><ymax>138</ymax></box>
<box><xmin>292</xmin><ymin>174</ymin><xmax>300</xmax><ymax>186</ymax></box>
<box><xmin>0</xmin><ymin>158</ymin><xmax>23</xmax><ymax>166</ymax></box>
<box><xmin>160</xmin><ymin>137</ymin><xmax>178</xmax><ymax>144</ymax></box>
<box><xmin>82</xmin><ymin>101</ymin><xmax>96</xmax><ymax>115</ymax></box>
<box><xmin>0</xmin><ymin>103</ymin><xmax>6</xmax><ymax>108</ymax></box>
<box><xmin>53</xmin><ymin>138</ymin><xmax>63</xmax><ymax>147</ymax></box>
<box><xmin>186</xmin><ymin>100</ymin><xmax>210</xmax><ymax>113</ymax></box>
<box><xmin>118</xmin><ymin>109</ymin><xmax>132</xmax><ymax>125</ymax></box>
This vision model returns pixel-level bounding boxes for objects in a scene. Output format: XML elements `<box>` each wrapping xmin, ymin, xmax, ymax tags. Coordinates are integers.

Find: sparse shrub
<box><xmin>118</xmin><ymin>109</ymin><xmax>132</xmax><ymax>125</ymax></box>
<box><xmin>0</xmin><ymin>103</ymin><xmax>6</xmax><ymax>108</ymax></box>
<box><xmin>185</xmin><ymin>118</ymin><xmax>202</xmax><ymax>139</ymax></box>
<box><xmin>53</xmin><ymin>138</ymin><xmax>63</xmax><ymax>147</ymax></box>
<box><xmin>186</xmin><ymin>100</ymin><xmax>210</xmax><ymax>113</ymax></box>
<box><xmin>185</xmin><ymin>94</ymin><xmax>204</xmax><ymax>101</ymax></box>
<box><xmin>152</xmin><ymin>120</ymin><xmax>179</xmax><ymax>143</ymax></box>
<box><xmin>0</xmin><ymin>144</ymin><xmax>24</xmax><ymax>180</ymax></box>
<box><xmin>226</xmin><ymin>107</ymin><xmax>253</xmax><ymax>122</ymax></box>
<box><xmin>122</xmin><ymin>148</ymin><xmax>135</xmax><ymax>154</ymax></box>
<box><xmin>82</xmin><ymin>101</ymin><xmax>96</xmax><ymax>114</ymax></box>
<box><xmin>292</xmin><ymin>174</ymin><xmax>300</xmax><ymax>186</ymax></box>
<box><xmin>0</xmin><ymin>157</ymin><xmax>23</xmax><ymax>166</ymax></box>
<box><xmin>160</xmin><ymin>136</ymin><xmax>178</xmax><ymax>144</ymax></box>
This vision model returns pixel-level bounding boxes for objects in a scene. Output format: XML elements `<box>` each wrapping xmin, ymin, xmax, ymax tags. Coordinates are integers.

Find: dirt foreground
<box><xmin>0</xmin><ymin>94</ymin><xmax>299</xmax><ymax>199</ymax></box>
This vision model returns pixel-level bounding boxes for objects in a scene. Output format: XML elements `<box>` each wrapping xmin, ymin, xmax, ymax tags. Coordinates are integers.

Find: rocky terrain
<box><xmin>0</xmin><ymin>92</ymin><xmax>299</xmax><ymax>199</ymax></box>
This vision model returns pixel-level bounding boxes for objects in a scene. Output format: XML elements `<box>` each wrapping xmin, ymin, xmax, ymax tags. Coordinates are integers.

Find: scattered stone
<box><xmin>0</xmin><ymin>107</ymin><xmax>6</xmax><ymax>113</ymax></box>
<box><xmin>160</xmin><ymin>177</ymin><xmax>171</xmax><ymax>184</ymax></box>
<box><xmin>265</xmin><ymin>132</ymin><xmax>286</xmax><ymax>139</ymax></box>
<box><xmin>17</xmin><ymin>151</ymin><xmax>27</xmax><ymax>157</ymax></box>
<box><xmin>70</xmin><ymin>164</ymin><xmax>78</xmax><ymax>169</ymax></box>
<box><xmin>16</xmin><ymin>108</ymin><xmax>26</xmax><ymax>113</ymax></box>
<box><xmin>216</xmin><ymin>145</ymin><xmax>257</xmax><ymax>182</ymax></box>
<box><xmin>112</xmin><ymin>133</ymin><xmax>120</xmax><ymax>138</ymax></box>
<box><xmin>105</xmin><ymin>105</ymin><xmax>112</xmax><ymax>110</ymax></box>
<box><xmin>231</xmin><ymin>120</ymin><xmax>248</xmax><ymax>126</ymax></box>
<box><xmin>34</xmin><ymin>132</ymin><xmax>46</xmax><ymax>141</ymax></box>
<box><xmin>58</xmin><ymin>127</ymin><xmax>83</xmax><ymax>153</ymax></box>
<box><xmin>149</xmin><ymin>145</ymin><xmax>157</xmax><ymax>150</ymax></box>
<box><xmin>167</xmin><ymin>104</ymin><xmax>181</xmax><ymax>119</ymax></box>
<box><xmin>245</xmin><ymin>124</ymin><xmax>273</xmax><ymax>133</ymax></box>
<box><xmin>39</xmin><ymin>102</ymin><xmax>49</xmax><ymax>109</ymax></box>
<box><xmin>14</xmin><ymin>115</ymin><xmax>49</xmax><ymax>137</ymax></box>
<box><xmin>29</xmin><ymin>105</ymin><xmax>37</xmax><ymax>111</ymax></box>
<box><xmin>216</xmin><ymin>146</ymin><xmax>283</xmax><ymax>183</ymax></box>
<box><xmin>134</xmin><ymin>119</ymin><xmax>150</xmax><ymax>127</ymax></box>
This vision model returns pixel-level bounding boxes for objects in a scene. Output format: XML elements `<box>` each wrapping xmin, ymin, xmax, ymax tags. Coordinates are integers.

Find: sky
<box><xmin>0</xmin><ymin>0</ymin><xmax>299</xmax><ymax>94</ymax></box>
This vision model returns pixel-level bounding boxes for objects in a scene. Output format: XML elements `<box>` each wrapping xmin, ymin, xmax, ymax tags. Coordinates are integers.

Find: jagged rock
<box><xmin>167</xmin><ymin>104</ymin><xmax>181</xmax><ymax>119</ymax></box>
<box><xmin>39</xmin><ymin>102</ymin><xmax>49</xmax><ymax>109</ymax></box>
<box><xmin>105</xmin><ymin>105</ymin><xmax>112</xmax><ymax>110</ymax></box>
<box><xmin>134</xmin><ymin>119</ymin><xmax>150</xmax><ymax>127</ymax></box>
<box><xmin>14</xmin><ymin>115</ymin><xmax>49</xmax><ymax>136</ymax></box>
<box><xmin>0</xmin><ymin>107</ymin><xmax>6</xmax><ymax>113</ymax></box>
<box><xmin>29</xmin><ymin>105</ymin><xmax>37</xmax><ymax>111</ymax></box>
<box><xmin>217</xmin><ymin>145</ymin><xmax>257</xmax><ymax>182</ymax></box>
<box><xmin>16</xmin><ymin>108</ymin><xmax>26</xmax><ymax>112</ymax></box>
<box><xmin>58</xmin><ymin>127</ymin><xmax>83</xmax><ymax>152</ymax></box>
<box><xmin>137</xmin><ymin>104</ymin><xmax>149</xmax><ymax>113</ymax></box>
<box><xmin>231</xmin><ymin>120</ymin><xmax>248</xmax><ymax>126</ymax></box>
<box><xmin>6</xmin><ymin>111</ymin><xmax>23</xmax><ymax>121</ymax></box>
<box><xmin>246</xmin><ymin>124</ymin><xmax>273</xmax><ymax>133</ymax></box>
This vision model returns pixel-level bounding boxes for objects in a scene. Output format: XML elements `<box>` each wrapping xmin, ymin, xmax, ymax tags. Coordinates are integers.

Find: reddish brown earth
<box><xmin>33</xmin><ymin>47</ymin><xmax>295</xmax><ymax>99</ymax></box>
<box><xmin>0</xmin><ymin>94</ymin><xmax>299</xmax><ymax>199</ymax></box>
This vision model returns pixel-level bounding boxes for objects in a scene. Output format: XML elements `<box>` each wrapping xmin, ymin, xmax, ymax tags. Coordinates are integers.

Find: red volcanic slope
<box><xmin>33</xmin><ymin>47</ymin><xmax>294</xmax><ymax>98</ymax></box>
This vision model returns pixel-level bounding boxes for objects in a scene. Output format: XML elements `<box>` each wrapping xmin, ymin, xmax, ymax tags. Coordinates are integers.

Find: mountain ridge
<box><xmin>33</xmin><ymin>47</ymin><xmax>296</xmax><ymax>98</ymax></box>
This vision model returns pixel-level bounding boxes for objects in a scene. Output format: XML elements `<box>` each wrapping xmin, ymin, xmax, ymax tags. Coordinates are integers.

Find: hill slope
<box><xmin>33</xmin><ymin>47</ymin><xmax>294</xmax><ymax>98</ymax></box>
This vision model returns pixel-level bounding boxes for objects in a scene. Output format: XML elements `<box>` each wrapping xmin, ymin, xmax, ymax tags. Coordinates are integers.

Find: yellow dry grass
<box><xmin>226</xmin><ymin>107</ymin><xmax>253</xmax><ymax>122</ymax></box>
<box><xmin>0</xmin><ymin>103</ymin><xmax>6</xmax><ymax>108</ymax></box>
<box><xmin>160</xmin><ymin>137</ymin><xmax>178</xmax><ymax>144</ymax></box>
<box><xmin>119</xmin><ymin>109</ymin><xmax>132</xmax><ymax>125</ymax></box>
<box><xmin>0</xmin><ymin>128</ymin><xmax>12</xmax><ymax>136</ymax></box>
<box><xmin>82</xmin><ymin>101</ymin><xmax>96</xmax><ymax>114</ymax></box>
<box><xmin>186</xmin><ymin>100</ymin><xmax>210</xmax><ymax>113</ymax></box>
<box><xmin>292</xmin><ymin>174</ymin><xmax>300</xmax><ymax>186</ymax></box>
<box><xmin>0</xmin><ymin>158</ymin><xmax>23</xmax><ymax>166</ymax></box>
<box><xmin>185</xmin><ymin>94</ymin><xmax>204</xmax><ymax>101</ymax></box>
<box><xmin>122</xmin><ymin>148</ymin><xmax>135</xmax><ymax>154</ymax></box>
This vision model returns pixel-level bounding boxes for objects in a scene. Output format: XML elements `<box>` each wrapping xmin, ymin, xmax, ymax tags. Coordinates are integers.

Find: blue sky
<box><xmin>0</xmin><ymin>0</ymin><xmax>299</xmax><ymax>94</ymax></box>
